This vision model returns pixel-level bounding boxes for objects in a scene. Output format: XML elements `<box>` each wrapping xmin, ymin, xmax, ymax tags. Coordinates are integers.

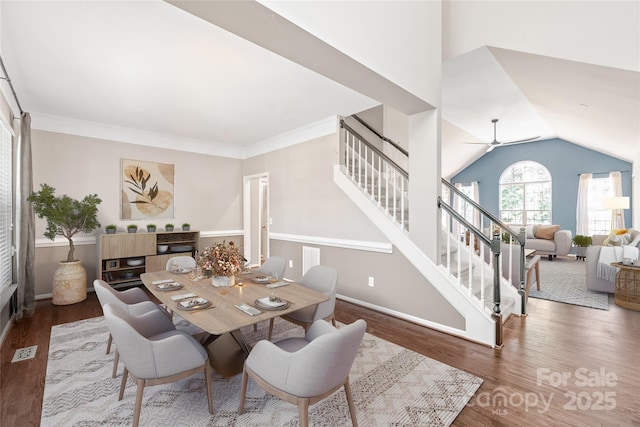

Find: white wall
<box><xmin>443</xmin><ymin>1</ymin><xmax>640</xmax><ymax>72</ymax></box>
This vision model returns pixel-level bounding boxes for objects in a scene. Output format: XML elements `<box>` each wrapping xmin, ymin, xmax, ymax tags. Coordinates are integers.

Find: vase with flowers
<box><xmin>198</xmin><ymin>240</ymin><xmax>245</xmax><ymax>287</ymax></box>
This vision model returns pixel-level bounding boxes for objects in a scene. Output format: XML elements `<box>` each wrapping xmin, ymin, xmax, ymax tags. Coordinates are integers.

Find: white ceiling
<box><xmin>1</xmin><ymin>1</ymin><xmax>638</xmax><ymax>178</ymax></box>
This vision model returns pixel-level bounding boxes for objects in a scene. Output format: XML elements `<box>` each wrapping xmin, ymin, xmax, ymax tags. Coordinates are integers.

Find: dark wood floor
<box><xmin>1</xmin><ymin>291</ymin><xmax>639</xmax><ymax>426</ymax></box>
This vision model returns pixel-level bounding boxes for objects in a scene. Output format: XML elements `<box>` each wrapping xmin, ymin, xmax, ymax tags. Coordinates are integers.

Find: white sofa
<box><xmin>521</xmin><ymin>224</ymin><xmax>573</xmax><ymax>260</ymax></box>
<box><xmin>586</xmin><ymin>230</ymin><xmax>640</xmax><ymax>293</ymax></box>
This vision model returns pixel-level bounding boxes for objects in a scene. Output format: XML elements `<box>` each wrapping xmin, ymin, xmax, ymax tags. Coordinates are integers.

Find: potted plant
<box><xmin>165</xmin><ymin>223</ymin><xmax>174</xmax><ymax>231</ymax></box>
<box><xmin>28</xmin><ymin>184</ymin><xmax>102</xmax><ymax>305</ymax></box>
<box><xmin>146</xmin><ymin>224</ymin><xmax>156</xmax><ymax>232</ymax></box>
<box><xmin>573</xmin><ymin>235</ymin><xmax>592</xmax><ymax>260</ymax></box>
<box><xmin>105</xmin><ymin>224</ymin><xmax>117</xmax><ymax>234</ymax></box>
<box><xmin>127</xmin><ymin>224</ymin><xmax>138</xmax><ymax>233</ymax></box>
<box><xmin>182</xmin><ymin>223</ymin><xmax>190</xmax><ymax>231</ymax></box>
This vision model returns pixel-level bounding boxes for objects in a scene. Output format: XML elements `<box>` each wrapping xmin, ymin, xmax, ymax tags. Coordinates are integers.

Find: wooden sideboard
<box><xmin>96</xmin><ymin>231</ymin><xmax>199</xmax><ymax>288</ymax></box>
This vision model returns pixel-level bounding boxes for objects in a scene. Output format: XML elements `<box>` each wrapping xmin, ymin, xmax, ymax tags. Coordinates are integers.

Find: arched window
<box><xmin>499</xmin><ymin>161</ymin><xmax>552</xmax><ymax>225</ymax></box>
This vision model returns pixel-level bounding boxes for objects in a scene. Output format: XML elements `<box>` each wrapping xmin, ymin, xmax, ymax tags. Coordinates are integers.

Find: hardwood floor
<box><xmin>1</xmin><ymin>292</ymin><xmax>639</xmax><ymax>426</ymax></box>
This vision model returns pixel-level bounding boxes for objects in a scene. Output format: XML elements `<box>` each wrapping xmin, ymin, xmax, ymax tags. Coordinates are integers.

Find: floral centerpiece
<box><xmin>198</xmin><ymin>241</ymin><xmax>244</xmax><ymax>286</ymax></box>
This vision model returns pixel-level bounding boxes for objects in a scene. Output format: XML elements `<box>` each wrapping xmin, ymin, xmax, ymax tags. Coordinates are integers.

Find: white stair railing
<box><xmin>340</xmin><ymin>119</ymin><xmax>409</xmax><ymax>232</ymax></box>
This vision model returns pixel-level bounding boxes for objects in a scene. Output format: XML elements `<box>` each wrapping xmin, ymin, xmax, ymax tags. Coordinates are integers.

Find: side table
<box><xmin>611</xmin><ymin>263</ymin><xmax>640</xmax><ymax>311</ymax></box>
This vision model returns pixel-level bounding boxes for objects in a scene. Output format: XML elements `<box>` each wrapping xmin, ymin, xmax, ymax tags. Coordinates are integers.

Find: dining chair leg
<box><xmin>204</xmin><ymin>363</ymin><xmax>214</xmax><ymax>414</ymax></box>
<box><xmin>297</xmin><ymin>398</ymin><xmax>310</xmax><ymax>427</ymax></box>
<box><xmin>106</xmin><ymin>333</ymin><xmax>112</xmax><ymax>354</ymax></box>
<box><xmin>268</xmin><ymin>319</ymin><xmax>275</xmax><ymax>340</ymax></box>
<box><xmin>238</xmin><ymin>367</ymin><xmax>249</xmax><ymax>414</ymax></box>
<box><xmin>112</xmin><ymin>349</ymin><xmax>120</xmax><ymax>378</ymax></box>
<box><xmin>133</xmin><ymin>378</ymin><xmax>145</xmax><ymax>427</ymax></box>
<box><xmin>344</xmin><ymin>377</ymin><xmax>358</xmax><ymax>427</ymax></box>
<box><xmin>118</xmin><ymin>367</ymin><xmax>129</xmax><ymax>401</ymax></box>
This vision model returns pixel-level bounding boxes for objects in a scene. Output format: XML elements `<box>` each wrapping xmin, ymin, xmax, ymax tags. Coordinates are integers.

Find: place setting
<box><xmin>254</xmin><ymin>293</ymin><xmax>290</xmax><ymax>311</ymax></box>
<box><xmin>176</xmin><ymin>296</ymin><xmax>212</xmax><ymax>311</ymax></box>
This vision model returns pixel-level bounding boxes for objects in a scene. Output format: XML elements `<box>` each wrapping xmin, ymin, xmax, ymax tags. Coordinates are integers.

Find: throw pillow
<box><xmin>524</xmin><ymin>224</ymin><xmax>535</xmax><ymax>239</ymax></box>
<box><xmin>534</xmin><ymin>225</ymin><xmax>560</xmax><ymax>240</ymax></box>
<box><xmin>603</xmin><ymin>229</ymin><xmax>632</xmax><ymax>246</ymax></box>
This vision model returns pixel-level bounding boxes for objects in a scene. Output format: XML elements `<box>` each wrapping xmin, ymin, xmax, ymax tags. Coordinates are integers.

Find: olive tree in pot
<box><xmin>28</xmin><ymin>184</ymin><xmax>102</xmax><ymax>305</ymax></box>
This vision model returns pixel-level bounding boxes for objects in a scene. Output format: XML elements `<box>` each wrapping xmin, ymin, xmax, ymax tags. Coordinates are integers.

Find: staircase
<box><xmin>335</xmin><ymin>117</ymin><xmax>527</xmax><ymax>348</ymax></box>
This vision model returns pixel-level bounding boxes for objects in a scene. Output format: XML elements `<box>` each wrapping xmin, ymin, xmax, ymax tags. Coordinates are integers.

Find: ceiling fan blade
<box><xmin>500</xmin><ymin>135</ymin><xmax>541</xmax><ymax>145</ymax></box>
<box><xmin>461</xmin><ymin>141</ymin><xmax>491</xmax><ymax>145</ymax></box>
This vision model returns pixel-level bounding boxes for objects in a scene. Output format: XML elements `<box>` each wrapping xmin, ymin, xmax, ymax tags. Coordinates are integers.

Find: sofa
<box><xmin>520</xmin><ymin>224</ymin><xmax>573</xmax><ymax>260</ymax></box>
<box><xmin>586</xmin><ymin>229</ymin><xmax>640</xmax><ymax>293</ymax></box>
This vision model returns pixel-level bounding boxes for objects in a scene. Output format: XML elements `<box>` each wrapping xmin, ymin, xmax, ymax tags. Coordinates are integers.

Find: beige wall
<box><xmin>31</xmin><ymin>130</ymin><xmax>243</xmax><ymax>297</ymax></box>
<box><xmin>243</xmin><ymin>132</ymin><xmax>386</xmax><ymax>241</ymax></box>
<box><xmin>32</xmin><ymin>130</ymin><xmax>243</xmax><ymax>233</ymax></box>
<box><xmin>270</xmin><ymin>240</ymin><xmax>464</xmax><ymax>329</ymax></box>
<box><xmin>243</xmin><ymin>131</ymin><xmax>463</xmax><ymax>330</ymax></box>
<box><xmin>29</xmin><ymin>125</ymin><xmax>463</xmax><ymax>331</ymax></box>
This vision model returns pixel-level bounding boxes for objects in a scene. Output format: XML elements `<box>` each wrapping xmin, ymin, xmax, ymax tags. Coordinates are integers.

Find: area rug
<box><xmin>41</xmin><ymin>316</ymin><xmax>482</xmax><ymax>426</ymax></box>
<box><xmin>528</xmin><ymin>256</ymin><xmax>609</xmax><ymax>310</ymax></box>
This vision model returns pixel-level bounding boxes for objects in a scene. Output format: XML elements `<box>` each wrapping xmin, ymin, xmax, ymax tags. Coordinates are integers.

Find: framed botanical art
<box><xmin>121</xmin><ymin>159</ymin><xmax>174</xmax><ymax>220</ymax></box>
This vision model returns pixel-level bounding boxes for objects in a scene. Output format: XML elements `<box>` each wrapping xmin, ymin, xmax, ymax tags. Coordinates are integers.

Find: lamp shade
<box><xmin>603</xmin><ymin>196</ymin><xmax>630</xmax><ymax>210</ymax></box>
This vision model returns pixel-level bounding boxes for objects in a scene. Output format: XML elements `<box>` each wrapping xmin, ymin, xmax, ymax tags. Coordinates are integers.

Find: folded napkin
<box><xmin>257</xmin><ymin>297</ymin><xmax>286</xmax><ymax>308</ymax></box>
<box><xmin>178</xmin><ymin>297</ymin><xmax>208</xmax><ymax>309</ymax></box>
<box><xmin>157</xmin><ymin>282</ymin><xmax>180</xmax><ymax>290</ymax></box>
<box><xmin>151</xmin><ymin>279</ymin><xmax>173</xmax><ymax>285</ymax></box>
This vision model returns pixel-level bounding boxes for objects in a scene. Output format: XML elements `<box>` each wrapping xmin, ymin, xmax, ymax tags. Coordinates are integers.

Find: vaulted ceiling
<box><xmin>1</xmin><ymin>1</ymin><xmax>638</xmax><ymax>179</ymax></box>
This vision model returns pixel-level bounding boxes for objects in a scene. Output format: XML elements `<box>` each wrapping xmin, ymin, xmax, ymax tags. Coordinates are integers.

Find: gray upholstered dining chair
<box><xmin>239</xmin><ymin>318</ymin><xmax>366</xmax><ymax>427</ymax></box>
<box><xmin>257</xmin><ymin>255</ymin><xmax>286</xmax><ymax>279</ymax></box>
<box><xmin>268</xmin><ymin>265</ymin><xmax>337</xmax><ymax>339</ymax></box>
<box><xmin>165</xmin><ymin>255</ymin><xmax>196</xmax><ymax>271</ymax></box>
<box><xmin>93</xmin><ymin>279</ymin><xmax>168</xmax><ymax>377</ymax></box>
<box><xmin>103</xmin><ymin>303</ymin><xmax>213</xmax><ymax>427</ymax></box>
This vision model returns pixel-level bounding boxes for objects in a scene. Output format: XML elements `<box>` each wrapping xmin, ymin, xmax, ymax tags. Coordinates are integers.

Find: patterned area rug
<box><xmin>41</xmin><ymin>316</ymin><xmax>482</xmax><ymax>426</ymax></box>
<box><xmin>528</xmin><ymin>256</ymin><xmax>609</xmax><ymax>310</ymax></box>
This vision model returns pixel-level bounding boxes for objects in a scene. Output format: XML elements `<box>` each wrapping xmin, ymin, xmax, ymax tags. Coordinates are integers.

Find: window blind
<box><xmin>0</xmin><ymin>120</ymin><xmax>12</xmax><ymax>290</ymax></box>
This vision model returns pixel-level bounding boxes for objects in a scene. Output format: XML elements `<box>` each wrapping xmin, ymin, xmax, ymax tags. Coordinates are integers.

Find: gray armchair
<box><xmin>257</xmin><ymin>255</ymin><xmax>286</xmax><ymax>279</ymax></box>
<box><xmin>93</xmin><ymin>279</ymin><xmax>168</xmax><ymax>377</ymax></box>
<box><xmin>268</xmin><ymin>265</ymin><xmax>337</xmax><ymax>339</ymax></box>
<box><xmin>103</xmin><ymin>303</ymin><xmax>213</xmax><ymax>427</ymax></box>
<box><xmin>239</xmin><ymin>319</ymin><xmax>366</xmax><ymax>427</ymax></box>
<box><xmin>165</xmin><ymin>255</ymin><xmax>196</xmax><ymax>271</ymax></box>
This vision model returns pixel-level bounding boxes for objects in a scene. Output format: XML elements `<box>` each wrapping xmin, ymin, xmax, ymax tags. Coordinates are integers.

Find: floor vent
<box><xmin>12</xmin><ymin>345</ymin><xmax>38</xmax><ymax>362</ymax></box>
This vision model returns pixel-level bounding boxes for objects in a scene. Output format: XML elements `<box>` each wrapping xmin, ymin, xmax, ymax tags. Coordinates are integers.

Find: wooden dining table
<box><xmin>140</xmin><ymin>270</ymin><xmax>329</xmax><ymax>376</ymax></box>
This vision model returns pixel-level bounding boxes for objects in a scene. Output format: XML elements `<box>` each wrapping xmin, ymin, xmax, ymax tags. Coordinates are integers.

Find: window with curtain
<box><xmin>576</xmin><ymin>172</ymin><xmax>620</xmax><ymax>235</ymax></box>
<box><xmin>0</xmin><ymin>118</ymin><xmax>13</xmax><ymax>291</ymax></box>
<box><xmin>499</xmin><ymin>161</ymin><xmax>552</xmax><ymax>225</ymax></box>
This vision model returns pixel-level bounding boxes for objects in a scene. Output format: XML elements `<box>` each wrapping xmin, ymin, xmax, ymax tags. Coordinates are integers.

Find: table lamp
<box><xmin>603</xmin><ymin>196</ymin><xmax>629</xmax><ymax>230</ymax></box>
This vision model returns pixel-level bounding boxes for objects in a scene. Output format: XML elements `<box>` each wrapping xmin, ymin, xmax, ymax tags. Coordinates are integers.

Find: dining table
<box><xmin>140</xmin><ymin>269</ymin><xmax>329</xmax><ymax>377</ymax></box>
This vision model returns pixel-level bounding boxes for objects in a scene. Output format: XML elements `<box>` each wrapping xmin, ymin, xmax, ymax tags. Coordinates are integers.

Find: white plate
<box><xmin>255</xmin><ymin>297</ymin><xmax>289</xmax><ymax>311</ymax></box>
<box><xmin>155</xmin><ymin>282</ymin><xmax>183</xmax><ymax>291</ymax></box>
<box><xmin>177</xmin><ymin>297</ymin><xmax>211</xmax><ymax>311</ymax></box>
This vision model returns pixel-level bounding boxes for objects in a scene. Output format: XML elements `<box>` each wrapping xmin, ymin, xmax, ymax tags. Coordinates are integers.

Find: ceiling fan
<box><xmin>463</xmin><ymin>118</ymin><xmax>540</xmax><ymax>152</ymax></box>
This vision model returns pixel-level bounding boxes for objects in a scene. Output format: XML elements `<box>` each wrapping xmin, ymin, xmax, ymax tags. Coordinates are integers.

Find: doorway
<box><xmin>243</xmin><ymin>173</ymin><xmax>269</xmax><ymax>267</ymax></box>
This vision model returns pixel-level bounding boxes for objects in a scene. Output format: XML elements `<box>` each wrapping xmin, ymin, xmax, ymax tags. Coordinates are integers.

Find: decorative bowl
<box><xmin>157</xmin><ymin>245</ymin><xmax>169</xmax><ymax>253</ymax></box>
<box><xmin>126</xmin><ymin>258</ymin><xmax>144</xmax><ymax>266</ymax></box>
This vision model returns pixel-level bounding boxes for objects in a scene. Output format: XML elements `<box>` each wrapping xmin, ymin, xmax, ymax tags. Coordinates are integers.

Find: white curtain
<box><xmin>610</xmin><ymin>171</ymin><xmax>624</xmax><ymax>229</ymax></box>
<box><xmin>576</xmin><ymin>173</ymin><xmax>592</xmax><ymax>236</ymax></box>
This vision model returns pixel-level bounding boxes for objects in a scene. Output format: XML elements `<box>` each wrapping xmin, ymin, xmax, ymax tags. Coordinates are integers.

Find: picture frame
<box><xmin>121</xmin><ymin>159</ymin><xmax>174</xmax><ymax>220</ymax></box>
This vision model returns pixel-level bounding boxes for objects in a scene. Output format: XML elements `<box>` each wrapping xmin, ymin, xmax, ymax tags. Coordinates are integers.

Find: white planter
<box><xmin>52</xmin><ymin>261</ymin><xmax>87</xmax><ymax>305</ymax></box>
<box><xmin>211</xmin><ymin>275</ymin><xmax>235</xmax><ymax>288</ymax></box>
